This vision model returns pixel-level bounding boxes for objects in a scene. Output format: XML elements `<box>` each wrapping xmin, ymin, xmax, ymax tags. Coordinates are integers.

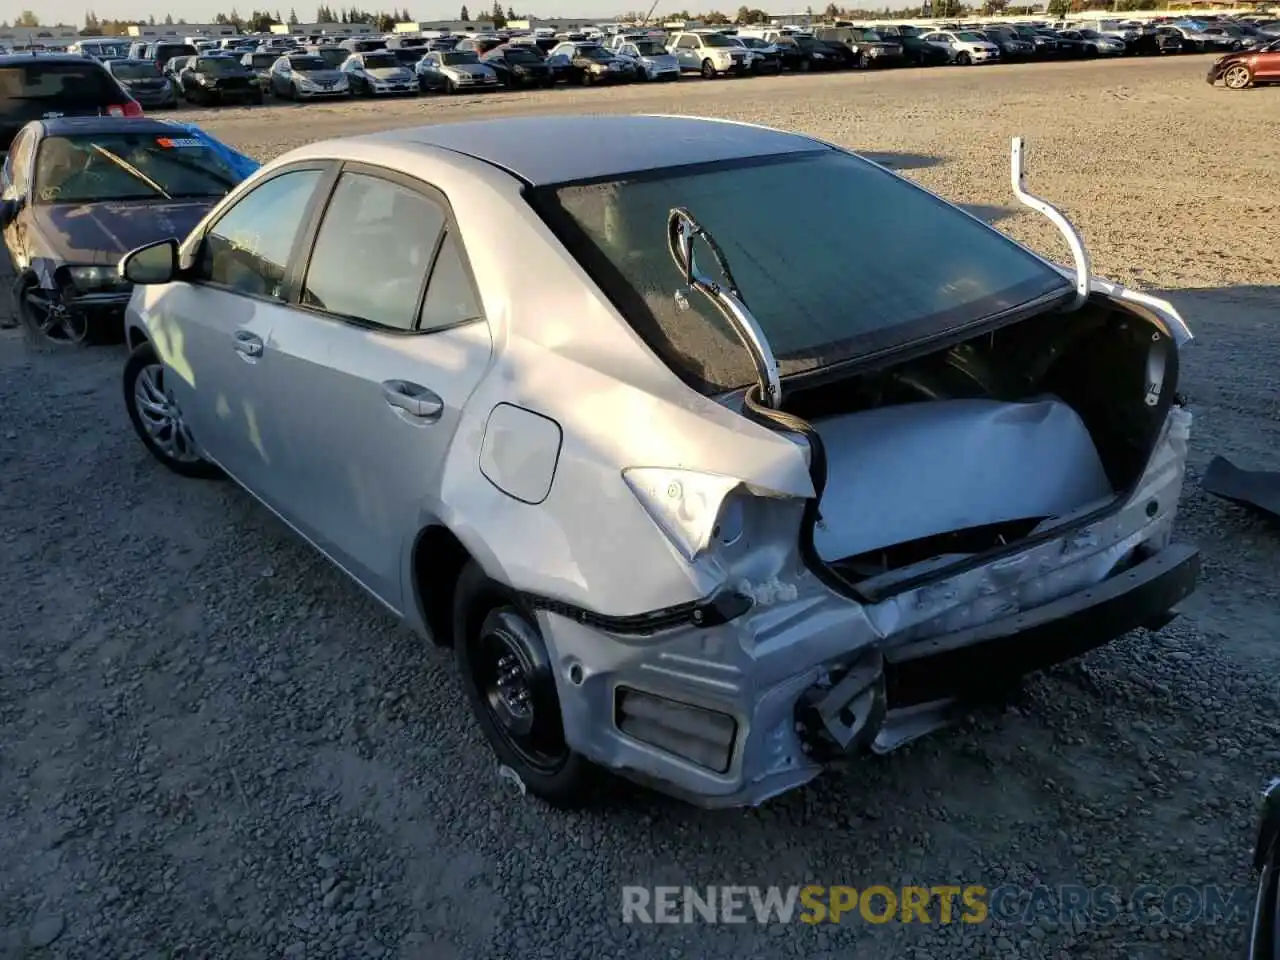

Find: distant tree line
<box><xmin>7</xmin><ymin>0</ymin><xmax>1170</xmax><ymax>33</ymax></box>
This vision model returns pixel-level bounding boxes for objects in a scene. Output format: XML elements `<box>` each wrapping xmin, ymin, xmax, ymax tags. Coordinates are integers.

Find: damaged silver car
<box><xmin>115</xmin><ymin>115</ymin><xmax>1199</xmax><ymax>808</ymax></box>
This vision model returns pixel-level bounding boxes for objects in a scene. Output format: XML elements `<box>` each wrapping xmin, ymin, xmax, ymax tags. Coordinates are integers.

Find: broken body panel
<box><xmin>535</xmin><ymin>137</ymin><xmax>1199</xmax><ymax>806</ymax></box>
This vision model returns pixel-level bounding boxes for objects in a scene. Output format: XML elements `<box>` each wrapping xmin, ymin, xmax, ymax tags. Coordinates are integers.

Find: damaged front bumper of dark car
<box><xmin>539</xmin><ymin>405</ymin><xmax>1197</xmax><ymax>807</ymax></box>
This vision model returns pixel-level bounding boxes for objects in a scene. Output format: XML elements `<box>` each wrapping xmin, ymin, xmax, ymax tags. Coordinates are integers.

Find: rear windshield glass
<box><xmin>313</xmin><ymin>48</ymin><xmax>348</xmax><ymax>66</ymax></box>
<box><xmin>34</xmin><ymin>132</ymin><xmax>242</xmax><ymax>204</ymax></box>
<box><xmin>0</xmin><ymin>62</ymin><xmax>119</xmax><ymax>103</ymax></box>
<box><xmin>530</xmin><ymin>150</ymin><xmax>1071</xmax><ymax>394</ymax></box>
<box><xmin>109</xmin><ymin>60</ymin><xmax>161</xmax><ymax>80</ymax></box>
<box><xmin>196</xmin><ymin>57</ymin><xmax>245</xmax><ymax>74</ymax></box>
<box><xmin>500</xmin><ymin>46</ymin><xmax>540</xmax><ymax>61</ymax></box>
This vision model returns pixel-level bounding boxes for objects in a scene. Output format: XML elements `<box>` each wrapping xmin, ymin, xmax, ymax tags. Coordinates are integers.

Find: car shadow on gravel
<box><xmin>859</xmin><ymin>151</ymin><xmax>944</xmax><ymax>171</ymax></box>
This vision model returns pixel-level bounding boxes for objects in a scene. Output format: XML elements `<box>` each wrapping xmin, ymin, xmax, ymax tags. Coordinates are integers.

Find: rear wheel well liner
<box><xmin>412</xmin><ymin>524</ymin><xmax>475</xmax><ymax>647</ymax></box>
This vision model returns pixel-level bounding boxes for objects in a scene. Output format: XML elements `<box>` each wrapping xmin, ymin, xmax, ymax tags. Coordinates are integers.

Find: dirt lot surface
<box><xmin>2</xmin><ymin>54</ymin><xmax>1279</xmax><ymax>960</ymax></box>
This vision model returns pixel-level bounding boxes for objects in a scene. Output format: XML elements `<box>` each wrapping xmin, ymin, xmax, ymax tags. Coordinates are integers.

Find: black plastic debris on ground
<box><xmin>1201</xmin><ymin>455</ymin><xmax>1280</xmax><ymax>523</ymax></box>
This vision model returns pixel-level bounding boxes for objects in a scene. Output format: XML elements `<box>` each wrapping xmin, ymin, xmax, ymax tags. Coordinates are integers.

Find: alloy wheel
<box><xmin>21</xmin><ymin>286</ymin><xmax>87</xmax><ymax>344</ymax></box>
<box><xmin>133</xmin><ymin>364</ymin><xmax>202</xmax><ymax>464</ymax></box>
<box><xmin>1225</xmin><ymin>64</ymin><xmax>1251</xmax><ymax>89</ymax></box>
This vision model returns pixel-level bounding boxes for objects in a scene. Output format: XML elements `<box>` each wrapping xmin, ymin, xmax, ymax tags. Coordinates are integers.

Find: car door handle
<box><xmin>234</xmin><ymin>330</ymin><xmax>263</xmax><ymax>358</ymax></box>
<box><xmin>381</xmin><ymin>380</ymin><xmax>443</xmax><ymax>421</ymax></box>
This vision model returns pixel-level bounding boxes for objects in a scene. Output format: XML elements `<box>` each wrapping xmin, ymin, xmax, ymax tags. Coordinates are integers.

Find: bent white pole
<box><xmin>1010</xmin><ymin>136</ymin><xmax>1091</xmax><ymax>312</ymax></box>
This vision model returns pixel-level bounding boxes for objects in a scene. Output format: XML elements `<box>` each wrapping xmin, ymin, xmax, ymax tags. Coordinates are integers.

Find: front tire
<box><xmin>701</xmin><ymin>58</ymin><xmax>716</xmax><ymax>79</ymax></box>
<box><xmin>14</xmin><ymin>276</ymin><xmax>90</xmax><ymax>347</ymax></box>
<box><xmin>124</xmin><ymin>342</ymin><xmax>221</xmax><ymax>478</ymax></box>
<box><xmin>453</xmin><ymin>562</ymin><xmax>594</xmax><ymax>806</ymax></box>
<box><xmin>956</xmin><ymin>51</ymin><xmax>972</xmax><ymax>65</ymax></box>
<box><xmin>1224</xmin><ymin>63</ymin><xmax>1252</xmax><ymax>89</ymax></box>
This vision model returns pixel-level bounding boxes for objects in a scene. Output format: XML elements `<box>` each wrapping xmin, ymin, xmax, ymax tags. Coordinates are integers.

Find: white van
<box><xmin>67</xmin><ymin>38</ymin><xmax>132</xmax><ymax>59</ymax></box>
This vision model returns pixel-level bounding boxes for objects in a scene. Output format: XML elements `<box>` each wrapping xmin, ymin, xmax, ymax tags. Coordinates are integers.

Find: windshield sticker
<box><xmin>156</xmin><ymin>137</ymin><xmax>204</xmax><ymax>148</ymax></box>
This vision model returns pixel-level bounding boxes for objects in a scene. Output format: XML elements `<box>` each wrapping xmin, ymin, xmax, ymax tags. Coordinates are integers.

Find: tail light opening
<box><xmin>109</xmin><ymin>100</ymin><xmax>145</xmax><ymax>118</ymax></box>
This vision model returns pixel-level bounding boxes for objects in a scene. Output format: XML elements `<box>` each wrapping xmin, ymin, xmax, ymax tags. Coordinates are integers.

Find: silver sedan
<box><xmin>117</xmin><ymin>115</ymin><xmax>1199</xmax><ymax>809</ymax></box>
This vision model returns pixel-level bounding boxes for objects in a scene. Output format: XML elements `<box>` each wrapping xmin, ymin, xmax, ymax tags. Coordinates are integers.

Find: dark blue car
<box><xmin>0</xmin><ymin>115</ymin><xmax>258</xmax><ymax>344</ymax></box>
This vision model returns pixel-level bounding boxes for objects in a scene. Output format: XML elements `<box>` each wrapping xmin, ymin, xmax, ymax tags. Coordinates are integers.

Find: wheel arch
<box><xmin>125</xmin><ymin>323</ymin><xmax>150</xmax><ymax>352</ymax></box>
<box><xmin>409</xmin><ymin>522</ymin><xmax>513</xmax><ymax>648</ymax></box>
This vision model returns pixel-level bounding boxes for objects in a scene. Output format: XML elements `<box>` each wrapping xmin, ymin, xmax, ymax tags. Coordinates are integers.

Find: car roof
<box><xmin>356</xmin><ymin>115</ymin><xmax>821</xmax><ymax>187</ymax></box>
<box><xmin>0</xmin><ymin>53</ymin><xmax>103</xmax><ymax>67</ymax></box>
<box><xmin>38</xmin><ymin>116</ymin><xmax>181</xmax><ymax>137</ymax></box>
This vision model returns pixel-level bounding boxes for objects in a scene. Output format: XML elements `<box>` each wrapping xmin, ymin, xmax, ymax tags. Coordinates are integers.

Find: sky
<box><xmin>34</xmin><ymin>0</ymin><xmax>824</xmax><ymax>28</ymax></box>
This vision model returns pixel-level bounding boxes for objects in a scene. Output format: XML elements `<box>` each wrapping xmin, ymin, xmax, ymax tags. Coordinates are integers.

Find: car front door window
<box><xmin>197</xmin><ymin>168</ymin><xmax>323</xmax><ymax>299</ymax></box>
<box><xmin>301</xmin><ymin>172</ymin><xmax>446</xmax><ymax>329</ymax></box>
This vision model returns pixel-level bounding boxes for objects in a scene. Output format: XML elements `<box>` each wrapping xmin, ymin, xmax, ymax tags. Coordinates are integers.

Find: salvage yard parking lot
<box><xmin>1</xmin><ymin>53</ymin><xmax>1278</xmax><ymax>960</ymax></box>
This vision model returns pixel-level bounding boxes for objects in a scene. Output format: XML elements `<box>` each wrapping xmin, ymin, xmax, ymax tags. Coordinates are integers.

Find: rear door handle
<box><xmin>381</xmin><ymin>380</ymin><xmax>443</xmax><ymax>421</ymax></box>
<box><xmin>234</xmin><ymin>330</ymin><xmax>263</xmax><ymax>359</ymax></box>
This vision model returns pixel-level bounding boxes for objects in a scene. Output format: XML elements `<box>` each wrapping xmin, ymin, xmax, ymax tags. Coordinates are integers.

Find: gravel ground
<box><xmin>2</xmin><ymin>54</ymin><xmax>1279</xmax><ymax>960</ymax></box>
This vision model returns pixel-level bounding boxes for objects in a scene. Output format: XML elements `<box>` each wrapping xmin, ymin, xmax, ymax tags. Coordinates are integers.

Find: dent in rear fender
<box><xmin>432</xmin><ymin>344</ymin><xmax>813</xmax><ymax>619</ymax></box>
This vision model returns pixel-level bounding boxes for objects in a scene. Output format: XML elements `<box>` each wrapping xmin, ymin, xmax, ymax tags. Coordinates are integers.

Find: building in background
<box><xmin>394</xmin><ymin>19</ymin><xmax>499</xmax><ymax>33</ymax></box>
<box><xmin>126</xmin><ymin>22</ymin><xmax>239</xmax><ymax>38</ymax></box>
<box><xmin>506</xmin><ymin>17</ymin><xmax>597</xmax><ymax>32</ymax></box>
<box><xmin>0</xmin><ymin>24</ymin><xmax>81</xmax><ymax>49</ymax></box>
<box><xmin>277</xmin><ymin>21</ymin><xmax>377</xmax><ymax>35</ymax></box>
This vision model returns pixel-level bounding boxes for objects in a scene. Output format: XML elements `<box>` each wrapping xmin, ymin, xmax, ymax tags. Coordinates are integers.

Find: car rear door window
<box><xmin>418</xmin><ymin>232</ymin><xmax>483</xmax><ymax>331</ymax></box>
<box><xmin>198</xmin><ymin>168</ymin><xmax>323</xmax><ymax>299</ymax></box>
<box><xmin>300</xmin><ymin>171</ymin><xmax>446</xmax><ymax>330</ymax></box>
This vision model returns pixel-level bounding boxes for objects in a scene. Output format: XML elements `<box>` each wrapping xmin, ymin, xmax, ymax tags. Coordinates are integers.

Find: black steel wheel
<box><xmin>453</xmin><ymin>562</ymin><xmax>594</xmax><ymax>805</ymax></box>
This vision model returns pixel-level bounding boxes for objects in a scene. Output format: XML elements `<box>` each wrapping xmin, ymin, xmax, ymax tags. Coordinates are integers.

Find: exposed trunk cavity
<box><xmin>778</xmin><ymin>295</ymin><xmax>1179</xmax><ymax>589</ymax></box>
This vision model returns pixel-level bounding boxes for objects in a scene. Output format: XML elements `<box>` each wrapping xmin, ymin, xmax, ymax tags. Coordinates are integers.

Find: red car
<box><xmin>1207</xmin><ymin>38</ymin><xmax>1280</xmax><ymax>88</ymax></box>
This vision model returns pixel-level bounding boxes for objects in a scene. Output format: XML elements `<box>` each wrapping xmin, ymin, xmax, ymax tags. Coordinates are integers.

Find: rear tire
<box><xmin>452</xmin><ymin>562</ymin><xmax>595</xmax><ymax>807</ymax></box>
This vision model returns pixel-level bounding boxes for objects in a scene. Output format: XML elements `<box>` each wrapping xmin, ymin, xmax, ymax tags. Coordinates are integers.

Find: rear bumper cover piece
<box><xmin>884</xmin><ymin>543</ymin><xmax>1199</xmax><ymax>708</ymax></box>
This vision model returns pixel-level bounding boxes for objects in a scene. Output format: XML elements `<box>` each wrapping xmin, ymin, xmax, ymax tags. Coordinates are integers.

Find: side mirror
<box><xmin>120</xmin><ymin>237</ymin><xmax>179</xmax><ymax>285</ymax></box>
<box><xmin>0</xmin><ymin>196</ymin><xmax>22</xmax><ymax>230</ymax></box>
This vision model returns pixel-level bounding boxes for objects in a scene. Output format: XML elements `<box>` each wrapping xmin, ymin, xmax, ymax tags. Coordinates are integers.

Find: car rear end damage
<box><xmin>536</xmin><ymin>392</ymin><xmax>1195</xmax><ymax>807</ymax></box>
<box><xmin>528</xmin><ymin>136</ymin><xmax>1198</xmax><ymax>807</ymax></box>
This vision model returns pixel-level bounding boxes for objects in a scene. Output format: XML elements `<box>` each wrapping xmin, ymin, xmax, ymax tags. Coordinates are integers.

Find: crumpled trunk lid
<box><xmin>811</xmin><ymin>397</ymin><xmax>1114</xmax><ymax>564</ymax></box>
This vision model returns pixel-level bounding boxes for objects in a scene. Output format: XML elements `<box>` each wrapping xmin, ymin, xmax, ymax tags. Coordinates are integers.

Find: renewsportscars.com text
<box><xmin>620</xmin><ymin>884</ymin><xmax>1256</xmax><ymax>926</ymax></box>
